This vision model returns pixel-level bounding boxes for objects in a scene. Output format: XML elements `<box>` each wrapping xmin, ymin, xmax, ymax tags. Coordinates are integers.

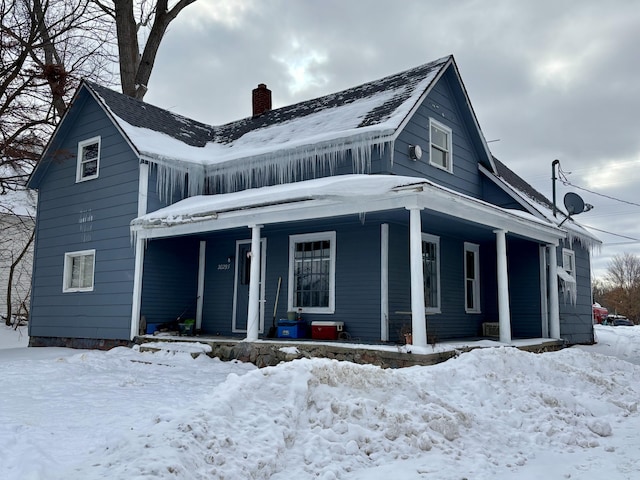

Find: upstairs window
<box><xmin>76</xmin><ymin>136</ymin><xmax>101</xmax><ymax>182</ymax></box>
<box><xmin>288</xmin><ymin>232</ymin><xmax>336</xmax><ymax>313</ymax></box>
<box><xmin>429</xmin><ymin>118</ymin><xmax>453</xmax><ymax>173</ymax></box>
<box><xmin>63</xmin><ymin>250</ymin><xmax>95</xmax><ymax>292</ymax></box>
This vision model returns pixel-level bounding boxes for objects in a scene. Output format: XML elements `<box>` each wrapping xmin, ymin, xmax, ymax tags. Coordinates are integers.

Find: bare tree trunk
<box><xmin>113</xmin><ymin>0</ymin><xmax>140</xmax><ymax>98</ymax></box>
<box><xmin>5</xmin><ymin>227</ymin><xmax>35</xmax><ymax>326</ymax></box>
<box><xmin>32</xmin><ymin>0</ymin><xmax>70</xmax><ymax>117</ymax></box>
<box><xmin>113</xmin><ymin>0</ymin><xmax>197</xmax><ymax>100</ymax></box>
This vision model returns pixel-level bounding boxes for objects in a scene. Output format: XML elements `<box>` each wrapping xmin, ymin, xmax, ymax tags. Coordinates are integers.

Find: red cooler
<box><xmin>311</xmin><ymin>321</ymin><xmax>344</xmax><ymax>340</ymax></box>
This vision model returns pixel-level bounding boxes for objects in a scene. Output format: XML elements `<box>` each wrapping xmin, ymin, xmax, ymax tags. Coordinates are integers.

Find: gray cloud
<box><xmin>146</xmin><ymin>0</ymin><xmax>640</xmax><ymax>277</ymax></box>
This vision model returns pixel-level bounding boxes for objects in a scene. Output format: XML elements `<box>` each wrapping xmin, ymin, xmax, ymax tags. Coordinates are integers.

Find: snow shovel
<box><xmin>268</xmin><ymin>276</ymin><xmax>282</xmax><ymax>338</ymax></box>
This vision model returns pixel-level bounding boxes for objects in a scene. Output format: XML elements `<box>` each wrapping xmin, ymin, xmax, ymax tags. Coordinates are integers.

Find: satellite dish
<box><xmin>564</xmin><ymin>192</ymin><xmax>585</xmax><ymax>215</ymax></box>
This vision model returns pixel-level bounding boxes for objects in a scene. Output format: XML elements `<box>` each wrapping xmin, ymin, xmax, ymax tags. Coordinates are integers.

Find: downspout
<box><xmin>552</xmin><ymin>159</ymin><xmax>560</xmax><ymax>218</ymax></box>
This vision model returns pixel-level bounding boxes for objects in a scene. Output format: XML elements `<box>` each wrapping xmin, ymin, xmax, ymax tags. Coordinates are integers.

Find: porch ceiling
<box><xmin>131</xmin><ymin>175</ymin><xmax>565</xmax><ymax>244</ymax></box>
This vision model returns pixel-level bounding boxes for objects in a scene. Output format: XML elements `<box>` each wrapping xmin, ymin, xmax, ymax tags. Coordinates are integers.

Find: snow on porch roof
<box><xmin>131</xmin><ymin>174</ymin><xmax>565</xmax><ymax>244</ymax></box>
<box><xmin>87</xmin><ymin>57</ymin><xmax>450</xmax><ymax>195</ymax></box>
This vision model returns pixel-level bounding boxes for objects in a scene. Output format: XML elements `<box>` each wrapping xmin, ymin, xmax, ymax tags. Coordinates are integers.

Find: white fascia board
<box><xmin>478</xmin><ymin>164</ymin><xmax>547</xmax><ymax>220</ymax></box>
<box><xmin>411</xmin><ymin>184</ymin><xmax>563</xmax><ymax>244</ymax></box>
<box><xmin>133</xmin><ymin>195</ymin><xmax>409</xmax><ymax>239</ymax></box>
<box><xmin>132</xmin><ymin>182</ymin><xmax>564</xmax><ymax>244</ymax></box>
<box><xmin>84</xmin><ymin>85</ymin><xmax>142</xmax><ymax>160</ymax></box>
<box><xmin>391</xmin><ymin>57</ymin><xmax>451</xmax><ymax>141</ymax></box>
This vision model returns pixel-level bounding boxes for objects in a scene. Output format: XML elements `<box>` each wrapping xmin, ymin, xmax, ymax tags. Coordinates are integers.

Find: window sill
<box><xmin>76</xmin><ymin>175</ymin><xmax>99</xmax><ymax>183</ymax></box>
<box><xmin>428</xmin><ymin>161</ymin><xmax>453</xmax><ymax>174</ymax></box>
<box><xmin>63</xmin><ymin>287</ymin><xmax>94</xmax><ymax>293</ymax></box>
<box><xmin>291</xmin><ymin>307</ymin><xmax>335</xmax><ymax>314</ymax></box>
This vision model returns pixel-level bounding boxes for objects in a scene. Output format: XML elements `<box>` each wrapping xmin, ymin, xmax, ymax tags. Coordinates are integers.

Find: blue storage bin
<box><xmin>277</xmin><ymin>319</ymin><xmax>307</xmax><ymax>339</ymax></box>
<box><xmin>146</xmin><ymin>323</ymin><xmax>162</xmax><ymax>334</ymax></box>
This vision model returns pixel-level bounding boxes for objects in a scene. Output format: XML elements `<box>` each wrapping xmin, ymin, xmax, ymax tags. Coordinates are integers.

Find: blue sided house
<box><xmin>27</xmin><ymin>55</ymin><xmax>599</xmax><ymax>350</ymax></box>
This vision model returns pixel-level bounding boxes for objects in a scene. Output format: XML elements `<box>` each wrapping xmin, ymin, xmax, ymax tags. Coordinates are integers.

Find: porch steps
<box><xmin>134</xmin><ymin>334</ymin><xmax>564</xmax><ymax>369</ymax></box>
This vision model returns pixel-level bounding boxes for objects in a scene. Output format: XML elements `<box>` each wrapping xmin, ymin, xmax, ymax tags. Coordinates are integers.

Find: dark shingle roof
<box><xmin>492</xmin><ymin>156</ymin><xmax>554</xmax><ymax>210</ymax></box>
<box><xmin>86</xmin><ymin>56</ymin><xmax>449</xmax><ymax>148</ymax></box>
<box><xmin>86</xmin><ymin>82</ymin><xmax>216</xmax><ymax>147</ymax></box>
<box><xmin>214</xmin><ymin>57</ymin><xmax>449</xmax><ymax>143</ymax></box>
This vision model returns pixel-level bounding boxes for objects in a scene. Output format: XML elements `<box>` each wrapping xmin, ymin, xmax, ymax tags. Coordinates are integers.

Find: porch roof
<box><xmin>131</xmin><ymin>175</ymin><xmax>565</xmax><ymax>244</ymax></box>
<box><xmin>130</xmin><ymin>174</ymin><xmax>565</xmax><ymax>244</ymax></box>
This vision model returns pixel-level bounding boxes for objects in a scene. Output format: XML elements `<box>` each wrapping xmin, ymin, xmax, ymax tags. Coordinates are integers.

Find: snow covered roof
<box><xmin>131</xmin><ymin>174</ymin><xmax>566</xmax><ymax>245</ymax></box>
<box><xmin>86</xmin><ymin>56</ymin><xmax>452</xmax><ymax>196</ymax></box>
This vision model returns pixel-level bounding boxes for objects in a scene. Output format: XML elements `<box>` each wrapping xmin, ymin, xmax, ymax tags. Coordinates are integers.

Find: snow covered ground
<box><xmin>1</xmin><ymin>325</ymin><xmax>639</xmax><ymax>479</ymax></box>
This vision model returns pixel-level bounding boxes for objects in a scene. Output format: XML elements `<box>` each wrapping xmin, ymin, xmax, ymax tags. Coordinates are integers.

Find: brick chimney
<box><xmin>252</xmin><ymin>83</ymin><xmax>272</xmax><ymax>116</ymax></box>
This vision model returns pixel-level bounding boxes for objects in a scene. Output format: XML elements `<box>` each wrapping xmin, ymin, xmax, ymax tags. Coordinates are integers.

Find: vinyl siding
<box><xmin>557</xmin><ymin>241</ymin><xmax>594</xmax><ymax>344</ymax></box>
<box><xmin>507</xmin><ymin>239</ymin><xmax>543</xmax><ymax>338</ymax></box>
<box><xmin>198</xmin><ymin>218</ymin><xmax>382</xmax><ymax>341</ymax></box>
<box><xmin>391</xmin><ymin>71</ymin><xmax>483</xmax><ymax>198</ymax></box>
<box><xmin>384</xmin><ymin>218</ymin><xmax>496</xmax><ymax>342</ymax></box>
<box><xmin>481</xmin><ymin>177</ymin><xmax>526</xmax><ymax>210</ymax></box>
<box><xmin>140</xmin><ymin>237</ymin><xmax>200</xmax><ymax>325</ymax></box>
<box><xmin>29</xmin><ymin>94</ymin><xmax>139</xmax><ymax>340</ymax></box>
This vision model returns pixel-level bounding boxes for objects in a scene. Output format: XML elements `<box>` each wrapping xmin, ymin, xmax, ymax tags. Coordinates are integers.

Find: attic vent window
<box><xmin>429</xmin><ymin>118</ymin><xmax>452</xmax><ymax>173</ymax></box>
<box><xmin>76</xmin><ymin>136</ymin><xmax>101</xmax><ymax>182</ymax></box>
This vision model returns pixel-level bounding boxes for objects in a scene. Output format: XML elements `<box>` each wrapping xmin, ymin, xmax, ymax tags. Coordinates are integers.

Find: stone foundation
<box><xmin>135</xmin><ymin>336</ymin><xmax>565</xmax><ymax>368</ymax></box>
<box><xmin>29</xmin><ymin>336</ymin><xmax>132</xmax><ymax>350</ymax></box>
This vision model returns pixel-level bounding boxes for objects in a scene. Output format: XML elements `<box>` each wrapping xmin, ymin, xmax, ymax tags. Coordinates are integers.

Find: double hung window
<box><xmin>422</xmin><ymin>233</ymin><xmax>441</xmax><ymax>313</ymax></box>
<box><xmin>429</xmin><ymin>118</ymin><xmax>453</xmax><ymax>173</ymax></box>
<box><xmin>76</xmin><ymin>137</ymin><xmax>101</xmax><ymax>182</ymax></box>
<box><xmin>288</xmin><ymin>232</ymin><xmax>336</xmax><ymax>313</ymax></box>
<box><xmin>464</xmin><ymin>243</ymin><xmax>481</xmax><ymax>313</ymax></box>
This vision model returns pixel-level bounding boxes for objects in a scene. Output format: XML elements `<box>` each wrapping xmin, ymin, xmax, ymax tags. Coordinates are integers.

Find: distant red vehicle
<box><xmin>592</xmin><ymin>303</ymin><xmax>609</xmax><ymax>324</ymax></box>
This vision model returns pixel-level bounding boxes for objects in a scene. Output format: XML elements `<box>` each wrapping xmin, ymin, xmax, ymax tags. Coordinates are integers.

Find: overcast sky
<box><xmin>144</xmin><ymin>0</ymin><xmax>640</xmax><ymax>279</ymax></box>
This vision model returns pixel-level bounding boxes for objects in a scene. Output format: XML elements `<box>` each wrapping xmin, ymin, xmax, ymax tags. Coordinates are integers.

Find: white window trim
<box><xmin>288</xmin><ymin>231</ymin><xmax>336</xmax><ymax>314</ymax></box>
<box><xmin>464</xmin><ymin>242</ymin><xmax>481</xmax><ymax>314</ymax></box>
<box><xmin>63</xmin><ymin>249</ymin><xmax>96</xmax><ymax>293</ymax></box>
<box><xmin>562</xmin><ymin>248</ymin><xmax>576</xmax><ymax>280</ymax></box>
<box><xmin>428</xmin><ymin>118</ymin><xmax>453</xmax><ymax>173</ymax></box>
<box><xmin>76</xmin><ymin>136</ymin><xmax>101</xmax><ymax>182</ymax></box>
<box><xmin>422</xmin><ymin>232</ymin><xmax>441</xmax><ymax>314</ymax></box>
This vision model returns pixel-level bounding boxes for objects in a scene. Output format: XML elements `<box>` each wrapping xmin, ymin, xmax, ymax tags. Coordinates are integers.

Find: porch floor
<box><xmin>134</xmin><ymin>334</ymin><xmax>564</xmax><ymax>368</ymax></box>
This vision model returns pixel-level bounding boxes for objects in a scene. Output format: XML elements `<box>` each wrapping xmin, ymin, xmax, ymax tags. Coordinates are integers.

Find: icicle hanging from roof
<box><xmin>557</xmin><ymin>268</ymin><xmax>578</xmax><ymax>306</ymax></box>
<box><xmin>149</xmin><ymin>133</ymin><xmax>393</xmax><ymax>199</ymax></box>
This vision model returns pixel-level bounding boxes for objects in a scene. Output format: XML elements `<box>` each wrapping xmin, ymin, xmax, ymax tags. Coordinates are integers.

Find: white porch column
<box><xmin>408</xmin><ymin>207</ymin><xmax>427</xmax><ymax>347</ymax></box>
<box><xmin>380</xmin><ymin>223</ymin><xmax>389</xmax><ymax>342</ymax></box>
<box><xmin>539</xmin><ymin>245</ymin><xmax>549</xmax><ymax>338</ymax></box>
<box><xmin>548</xmin><ymin>244</ymin><xmax>561</xmax><ymax>339</ymax></box>
<box><xmin>494</xmin><ymin>229</ymin><xmax>512</xmax><ymax>344</ymax></box>
<box><xmin>195</xmin><ymin>240</ymin><xmax>206</xmax><ymax>332</ymax></box>
<box><xmin>246</xmin><ymin>225</ymin><xmax>262</xmax><ymax>341</ymax></box>
<box><xmin>130</xmin><ymin>237</ymin><xmax>145</xmax><ymax>340</ymax></box>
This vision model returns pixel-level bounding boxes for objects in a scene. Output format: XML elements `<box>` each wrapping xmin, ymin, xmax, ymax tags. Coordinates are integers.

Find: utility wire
<box><xmin>580</xmin><ymin>223</ymin><xmax>640</xmax><ymax>242</ymax></box>
<box><xmin>560</xmin><ymin>179</ymin><xmax>640</xmax><ymax>208</ymax></box>
<box><xmin>554</xmin><ymin>160</ymin><xmax>640</xmax><ymax>245</ymax></box>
